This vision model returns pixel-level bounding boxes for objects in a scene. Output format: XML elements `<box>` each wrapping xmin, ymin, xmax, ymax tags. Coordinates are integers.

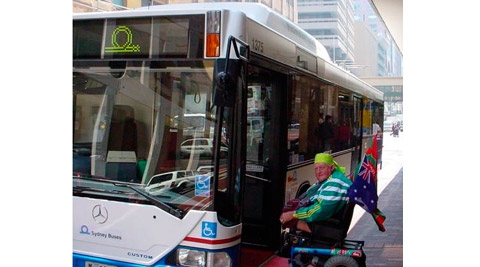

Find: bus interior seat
<box><xmin>106</xmin><ymin>105</ymin><xmax>139</xmax><ymax>182</ymax></box>
<box><xmin>73</xmin><ymin>145</ymin><xmax>91</xmax><ymax>174</ymax></box>
<box><xmin>105</xmin><ymin>151</ymin><xmax>137</xmax><ymax>182</ymax></box>
<box><xmin>108</xmin><ymin>105</ymin><xmax>138</xmax><ymax>152</ymax></box>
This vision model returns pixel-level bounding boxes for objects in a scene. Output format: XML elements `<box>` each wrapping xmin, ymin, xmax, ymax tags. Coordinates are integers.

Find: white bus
<box><xmin>73</xmin><ymin>3</ymin><xmax>383</xmax><ymax>267</ymax></box>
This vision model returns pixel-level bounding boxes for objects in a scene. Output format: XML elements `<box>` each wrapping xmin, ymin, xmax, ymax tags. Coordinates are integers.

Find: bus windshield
<box><xmin>73</xmin><ymin>60</ymin><xmax>221</xmax><ymax>213</ymax></box>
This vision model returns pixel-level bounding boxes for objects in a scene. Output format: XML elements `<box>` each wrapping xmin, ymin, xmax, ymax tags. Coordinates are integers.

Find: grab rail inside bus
<box><xmin>245</xmin><ymin>174</ymin><xmax>271</xmax><ymax>183</ymax></box>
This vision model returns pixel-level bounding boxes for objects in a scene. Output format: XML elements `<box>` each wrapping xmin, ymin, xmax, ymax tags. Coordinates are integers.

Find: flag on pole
<box><xmin>348</xmin><ymin>134</ymin><xmax>386</xmax><ymax>232</ymax></box>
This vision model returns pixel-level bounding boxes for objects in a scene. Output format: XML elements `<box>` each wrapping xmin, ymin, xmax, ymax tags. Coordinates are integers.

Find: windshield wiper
<box><xmin>114</xmin><ymin>183</ymin><xmax>185</xmax><ymax>218</ymax></box>
<box><xmin>73</xmin><ymin>185</ymin><xmax>131</xmax><ymax>195</ymax></box>
<box><xmin>74</xmin><ymin>172</ymin><xmax>116</xmax><ymax>182</ymax></box>
<box><xmin>73</xmin><ymin>174</ymin><xmax>185</xmax><ymax>218</ymax></box>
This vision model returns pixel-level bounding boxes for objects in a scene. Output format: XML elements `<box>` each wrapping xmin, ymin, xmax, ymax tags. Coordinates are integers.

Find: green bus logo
<box><xmin>105</xmin><ymin>26</ymin><xmax>140</xmax><ymax>53</ymax></box>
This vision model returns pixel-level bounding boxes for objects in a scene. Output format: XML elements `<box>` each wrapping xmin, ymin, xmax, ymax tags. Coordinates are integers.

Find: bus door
<box><xmin>242</xmin><ymin>65</ymin><xmax>287</xmax><ymax>249</ymax></box>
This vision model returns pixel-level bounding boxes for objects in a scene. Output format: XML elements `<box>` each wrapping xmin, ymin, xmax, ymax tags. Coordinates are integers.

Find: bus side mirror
<box><xmin>213</xmin><ymin>36</ymin><xmax>249</xmax><ymax>107</ymax></box>
<box><xmin>213</xmin><ymin>71</ymin><xmax>235</xmax><ymax>107</ymax></box>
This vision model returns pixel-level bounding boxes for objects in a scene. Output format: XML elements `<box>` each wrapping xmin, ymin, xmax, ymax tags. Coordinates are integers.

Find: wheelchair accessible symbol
<box><xmin>201</xmin><ymin>221</ymin><xmax>217</xmax><ymax>238</ymax></box>
<box><xmin>195</xmin><ymin>175</ymin><xmax>211</xmax><ymax>197</ymax></box>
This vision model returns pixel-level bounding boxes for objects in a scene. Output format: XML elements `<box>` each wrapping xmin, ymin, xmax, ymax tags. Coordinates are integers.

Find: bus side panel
<box><xmin>285</xmin><ymin>164</ymin><xmax>316</xmax><ymax>201</ymax></box>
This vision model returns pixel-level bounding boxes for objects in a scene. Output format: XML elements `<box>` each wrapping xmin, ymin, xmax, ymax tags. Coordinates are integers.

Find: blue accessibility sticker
<box><xmin>195</xmin><ymin>175</ymin><xmax>211</xmax><ymax>197</ymax></box>
<box><xmin>201</xmin><ymin>221</ymin><xmax>217</xmax><ymax>238</ymax></box>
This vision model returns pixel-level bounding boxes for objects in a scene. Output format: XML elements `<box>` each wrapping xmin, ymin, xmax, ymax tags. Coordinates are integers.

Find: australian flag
<box><xmin>348</xmin><ymin>134</ymin><xmax>386</xmax><ymax>232</ymax></box>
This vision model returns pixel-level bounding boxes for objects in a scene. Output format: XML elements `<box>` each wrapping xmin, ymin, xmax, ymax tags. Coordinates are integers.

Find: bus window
<box><xmin>287</xmin><ymin>75</ymin><xmax>329</xmax><ymax>163</ymax></box>
<box><xmin>246</xmin><ymin>84</ymin><xmax>270</xmax><ymax>164</ymax></box>
<box><xmin>334</xmin><ymin>91</ymin><xmax>354</xmax><ymax>151</ymax></box>
<box><xmin>73</xmin><ymin>61</ymin><xmax>217</xmax><ymax>186</ymax></box>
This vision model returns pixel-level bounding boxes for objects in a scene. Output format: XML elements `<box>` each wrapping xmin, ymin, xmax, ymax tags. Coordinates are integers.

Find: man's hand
<box><xmin>279</xmin><ymin>211</ymin><xmax>295</xmax><ymax>224</ymax></box>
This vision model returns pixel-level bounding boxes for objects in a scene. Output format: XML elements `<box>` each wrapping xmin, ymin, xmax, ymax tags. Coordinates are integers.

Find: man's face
<box><xmin>314</xmin><ymin>163</ymin><xmax>334</xmax><ymax>182</ymax></box>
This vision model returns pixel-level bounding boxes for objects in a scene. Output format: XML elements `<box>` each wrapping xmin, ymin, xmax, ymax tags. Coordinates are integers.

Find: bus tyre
<box><xmin>324</xmin><ymin>255</ymin><xmax>359</xmax><ymax>267</ymax></box>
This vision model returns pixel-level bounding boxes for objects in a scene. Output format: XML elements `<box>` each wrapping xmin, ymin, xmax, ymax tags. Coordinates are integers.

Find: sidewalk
<box><xmin>347</xmin><ymin>168</ymin><xmax>403</xmax><ymax>266</ymax></box>
<box><xmin>347</xmin><ymin>132</ymin><xmax>404</xmax><ymax>266</ymax></box>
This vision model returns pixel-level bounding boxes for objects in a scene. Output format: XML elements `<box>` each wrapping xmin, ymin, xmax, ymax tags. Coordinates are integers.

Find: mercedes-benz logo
<box><xmin>92</xmin><ymin>204</ymin><xmax>108</xmax><ymax>224</ymax></box>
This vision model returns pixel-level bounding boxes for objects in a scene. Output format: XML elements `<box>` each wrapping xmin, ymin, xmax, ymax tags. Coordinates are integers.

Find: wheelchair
<box><xmin>279</xmin><ymin>201</ymin><xmax>366</xmax><ymax>267</ymax></box>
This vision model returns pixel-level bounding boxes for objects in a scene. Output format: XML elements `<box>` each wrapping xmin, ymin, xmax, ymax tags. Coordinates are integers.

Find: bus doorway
<box><xmin>241</xmin><ymin>65</ymin><xmax>287</xmax><ymax>250</ymax></box>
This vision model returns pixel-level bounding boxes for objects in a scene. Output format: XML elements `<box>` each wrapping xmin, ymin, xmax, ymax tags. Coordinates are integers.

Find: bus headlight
<box><xmin>177</xmin><ymin>248</ymin><xmax>232</xmax><ymax>267</ymax></box>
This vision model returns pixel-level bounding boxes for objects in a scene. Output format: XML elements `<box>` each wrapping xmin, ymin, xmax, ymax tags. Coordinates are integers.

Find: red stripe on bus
<box><xmin>183</xmin><ymin>234</ymin><xmax>241</xmax><ymax>245</ymax></box>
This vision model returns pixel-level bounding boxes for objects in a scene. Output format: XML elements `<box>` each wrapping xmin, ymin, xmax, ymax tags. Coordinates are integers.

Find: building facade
<box><xmin>73</xmin><ymin>0</ymin><xmax>298</xmax><ymax>22</ymax></box>
<box><xmin>297</xmin><ymin>0</ymin><xmax>355</xmax><ymax>64</ymax></box>
<box><xmin>351</xmin><ymin>0</ymin><xmax>403</xmax><ymax>116</ymax></box>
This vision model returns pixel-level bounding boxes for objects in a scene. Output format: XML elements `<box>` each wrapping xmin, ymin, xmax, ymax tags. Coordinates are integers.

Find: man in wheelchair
<box><xmin>279</xmin><ymin>153</ymin><xmax>352</xmax><ymax>235</ymax></box>
<box><xmin>278</xmin><ymin>153</ymin><xmax>365</xmax><ymax>267</ymax></box>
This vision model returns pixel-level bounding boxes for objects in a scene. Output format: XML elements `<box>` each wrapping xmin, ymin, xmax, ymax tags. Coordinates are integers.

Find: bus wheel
<box><xmin>324</xmin><ymin>255</ymin><xmax>359</xmax><ymax>267</ymax></box>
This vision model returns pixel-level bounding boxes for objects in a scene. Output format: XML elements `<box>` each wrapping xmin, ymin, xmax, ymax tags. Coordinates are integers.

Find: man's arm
<box><xmin>293</xmin><ymin>177</ymin><xmax>350</xmax><ymax>223</ymax></box>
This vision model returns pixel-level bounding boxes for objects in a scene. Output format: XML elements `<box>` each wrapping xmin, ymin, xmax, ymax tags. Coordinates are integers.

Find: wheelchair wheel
<box><xmin>324</xmin><ymin>255</ymin><xmax>359</xmax><ymax>267</ymax></box>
